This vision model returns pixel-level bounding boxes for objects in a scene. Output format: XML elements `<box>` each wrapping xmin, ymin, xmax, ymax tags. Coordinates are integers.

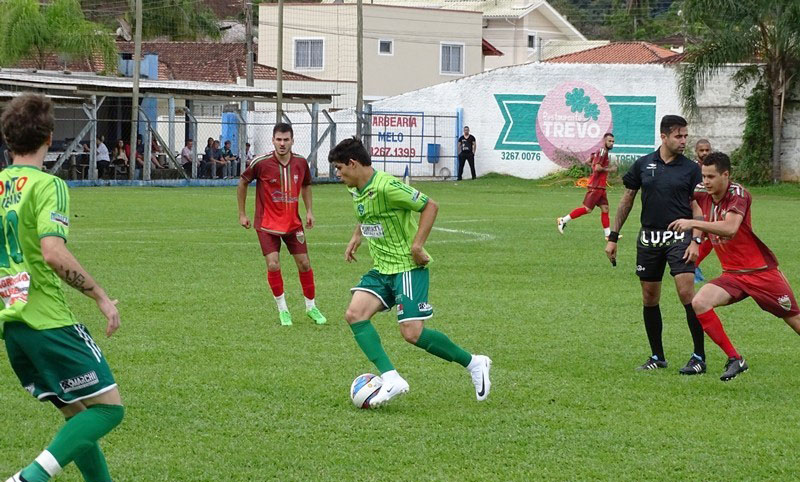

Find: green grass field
<box><xmin>2</xmin><ymin>176</ymin><xmax>800</xmax><ymax>480</ymax></box>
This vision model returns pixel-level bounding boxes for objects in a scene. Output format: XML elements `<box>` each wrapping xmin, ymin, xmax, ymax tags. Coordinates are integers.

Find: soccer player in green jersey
<box><xmin>1</xmin><ymin>94</ymin><xmax>124</xmax><ymax>482</ymax></box>
<box><xmin>329</xmin><ymin>137</ymin><xmax>492</xmax><ymax>408</ymax></box>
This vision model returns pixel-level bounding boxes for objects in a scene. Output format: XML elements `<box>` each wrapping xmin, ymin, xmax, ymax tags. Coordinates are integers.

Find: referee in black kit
<box><xmin>605</xmin><ymin>115</ymin><xmax>707</xmax><ymax>374</ymax></box>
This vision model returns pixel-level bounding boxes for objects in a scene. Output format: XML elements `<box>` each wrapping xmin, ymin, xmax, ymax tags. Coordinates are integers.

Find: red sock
<box><xmin>568</xmin><ymin>207</ymin><xmax>588</xmax><ymax>220</ymax></box>
<box><xmin>600</xmin><ymin>211</ymin><xmax>610</xmax><ymax>229</ymax></box>
<box><xmin>267</xmin><ymin>269</ymin><xmax>284</xmax><ymax>297</ymax></box>
<box><xmin>697</xmin><ymin>309</ymin><xmax>740</xmax><ymax>359</ymax></box>
<box><xmin>299</xmin><ymin>269</ymin><xmax>315</xmax><ymax>300</ymax></box>
<box><xmin>696</xmin><ymin>239</ymin><xmax>713</xmax><ymax>266</ymax></box>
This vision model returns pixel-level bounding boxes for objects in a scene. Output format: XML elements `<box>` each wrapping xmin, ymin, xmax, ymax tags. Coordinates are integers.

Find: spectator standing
<box><xmin>457</xmin><ymin>126</ymin><xmax>477</xmax><ymax>181</ymax></box>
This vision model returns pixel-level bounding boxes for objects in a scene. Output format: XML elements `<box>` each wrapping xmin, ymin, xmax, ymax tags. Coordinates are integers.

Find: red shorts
<box><xmin>710</xmin><ymin>269</ymin><xmax>800</xmax><ymax>318</ymax></box>
<box><xmin>583</xmin><ymin>188</ymin><xmax>608</xmax><ymax>209</ymax></box>
<box><xmin>257</xmin><ymin>229</ymin><xmax>308</xmax><ymax>256</ymax></box>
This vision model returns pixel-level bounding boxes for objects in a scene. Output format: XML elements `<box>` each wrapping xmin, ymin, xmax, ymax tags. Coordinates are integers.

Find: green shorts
<box><xmin>352</xmin><ymin>267</ymin><xmax>433</xmax><ymax>322</ymax></box>
<box><xmin>4</xmin><ymin>322</ymin><xmax>117</xmax><ymax>406</ymax></box>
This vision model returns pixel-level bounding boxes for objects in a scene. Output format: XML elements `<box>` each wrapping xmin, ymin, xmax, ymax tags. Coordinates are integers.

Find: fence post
<box><xmin>363</xmin><ymin>103</ymin><xmax>372</xmax><ymax>153</ymax></box>
<box><xmin>325</xmin><ymin>109</ymin><xmax>337</xmax><ymax>179</ymax></box>
<box><xmin>309</xmin><ymin>102</ymin><xmax>319</xmax><ymax>177</ymax></box>
<box><xmin>168</xmin><ymin>97</ymin><xmax>176</xmax><ymax>157</ymax></box>
<box><xmin>184</xmin><ymin>106</ymin><xmax>199</xmax><ymax>179</ymax></box>
<box><xmin>237</xmin><ymin>104</ymin><xmax>247</xmax><ymax>177</ymax></box>
<box><xmin>88</xmin><ymin>95</ymin><xmax>97</xmax><ymax>180</ymax></box>
<box><xmin>143</xmin><ymin>128</ymin><xmax>151</xmax><ymax>181</ymax></box>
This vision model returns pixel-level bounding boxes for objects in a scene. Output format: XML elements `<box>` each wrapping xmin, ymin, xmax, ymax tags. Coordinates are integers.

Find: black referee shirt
<box><xmin>622</xmin><ymin>149</ymin><xmax>702</xmax><ymax>230</ymax></box>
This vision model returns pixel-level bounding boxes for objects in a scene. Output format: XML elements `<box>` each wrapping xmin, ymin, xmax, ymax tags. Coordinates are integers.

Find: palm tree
<box><xmin>678</xmin><ymin>0</ymin><xmax>800</xmax><ymax>183</ymax></box>
<box><xmin>0</xmin><ymin>0</ymin><xmax>118</xmax><ymax>72</ymax></box>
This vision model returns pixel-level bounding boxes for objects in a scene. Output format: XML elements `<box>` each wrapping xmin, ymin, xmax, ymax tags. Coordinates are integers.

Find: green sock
<box><xmin>350</xmin><ymin>320</ymin><xmax>395</xmax><ymax>373</ymax></box>
<box><xmin>47</xmin><ymin>404</ymin><xmax>124</xmax><ymax>470</ymax></box>
<box><xmin>414</xmin><ymin>328</ymin><xmax>472</xmax><ymax>367</ymax></box>
<box><xmin>65</xmin><ymin>414</ymin><xmax>112</xmax><ymax>482</ymax></box>
<box><xmin>20</xmin><ymin>462</ymin><xmax>50</xmax><ymax>482</ymax></box>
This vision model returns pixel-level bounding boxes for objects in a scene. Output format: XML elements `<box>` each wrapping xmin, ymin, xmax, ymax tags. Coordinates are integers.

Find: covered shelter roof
<box><xmin>0</xmin><ymin>69</ymin><xmax>333</xmax><ymax>104</ymax></box>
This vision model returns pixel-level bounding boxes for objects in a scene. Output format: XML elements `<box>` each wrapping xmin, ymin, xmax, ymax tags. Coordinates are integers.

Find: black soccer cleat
<box><xmin>720</xmin><ymin>357</ymin><xmax>748</xmax><ymax>381</ymax></box>
<box><xmin>678</xmin><ymin>356</ymin><xmax>707</xmax><ymax>375</ymax></box>
<box><xmin>636</xmin><ymin>357</ymin><xmax>668</xmax><ymax>371</ymax></box>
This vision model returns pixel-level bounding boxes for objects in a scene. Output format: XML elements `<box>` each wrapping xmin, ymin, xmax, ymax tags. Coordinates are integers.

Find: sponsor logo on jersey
<box><xmin>397</xmin><ymin>304</ymin><xmax>404</xmax><ymax>315</ymax></box>
<box><xmin>59</xmin><ymin>371</ymin><xmax>99</xmax><ymax>393</ymax></box>
<box><xmin>50</xmin><ymin>211</ymin><xmax>69</xmax><ymax>227</ymax></box>
<box><xmin>639</xmin><ymin>229</ymin><xmax>685</xmax><ymax>247</ymax></box>
<box><xmin>778</xmin><ymin>295</ymin><xmax>792</xmax><ymax>311</ymax></box>
<box><xmin>360</xmin><ymin>223</ymin><xmax>384</xmax><ymax>238</ymax></box>
<box><xmin>0</xmin><ymin>272</ymin><xmax>30</xmax><ymax>307</ymax></box>
<box><xmin>296</xmin><ymin>231</ymin><xmax>305</xmax><ymax>244</ymax></box>
<box><xmin>417</xmin><ymin>302</ymin><xmax>432</xmax><ymax>312</ymax></box>
<box><xmin>646</xmin><ymin>163</ymin><xmax>657</xmax><ymax>170</ymax></box>
<box><xmin>0</xmin><ymin>176</ymin><xmax>27</xmax><ymax>208</ymax></box>
<box><xmin>411</xmin><ymin>191</ymin><xmax>420</xmax><ymax>202</ymax></box>
<box><xmin>357</xmin><ymin>203</ymin><xmax>365</xmax><ymax>216</ymax></box>
<box><xmin>293</xmin><ymin>174</ymin><xmax>299</xmax><ymax>183</ymax></box>
<box><xmin>269</xmin><ymin>178</ymin><xmax>278</xmax><ymax>183</ymax></box>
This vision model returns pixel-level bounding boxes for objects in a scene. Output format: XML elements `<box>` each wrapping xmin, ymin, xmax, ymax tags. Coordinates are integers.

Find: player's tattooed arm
<box><xmin>612</xmin><ymin>188</ymin><xmax>638</xmax><ymax>232</ymax></box>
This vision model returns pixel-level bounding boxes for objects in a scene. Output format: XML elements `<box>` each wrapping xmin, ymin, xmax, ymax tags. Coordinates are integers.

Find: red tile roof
<box><xmin>117</xmin><ymin>42</ymin><xmax>319</xmax><ymax>83</ymax></box>
<box><xmin>7</xmin><ymin>42</ymin><xmax>319</xmax><ymax>84</ymax></box>
<box><xmin>544</xmin><ymin>41</ymin><xmax>679</xmax><ymax>64</ymax></box>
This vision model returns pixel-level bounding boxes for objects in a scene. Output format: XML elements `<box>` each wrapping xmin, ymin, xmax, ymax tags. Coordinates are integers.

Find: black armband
<box><xmin>607</xmin><ymin>231</ymin><xmax>620</xmax><ymax>243</ymax></box>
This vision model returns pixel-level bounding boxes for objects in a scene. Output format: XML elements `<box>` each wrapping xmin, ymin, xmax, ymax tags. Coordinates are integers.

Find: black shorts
<box><xmin>635</xmin><ymin>228</ymin><xmax>695</xmax><ymax>281</ymax></box>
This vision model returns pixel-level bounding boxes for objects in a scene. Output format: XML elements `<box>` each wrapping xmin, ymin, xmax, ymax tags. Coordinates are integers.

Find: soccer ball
<box><xmin>350</xmin><ymin>373</ymin><xmax>382</xmax><ymax>408</ymax></box>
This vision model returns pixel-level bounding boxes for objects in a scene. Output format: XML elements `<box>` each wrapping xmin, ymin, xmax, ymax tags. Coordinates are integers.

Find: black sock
<box><xmin>643</xmin><ymin>305</ymin><xmax>665</xmax><ymax>361</ymax></box>
<box><xmin>684</xmin><ymin>303</ymin><xmax>705</xmax><ymax>361</ymax></box>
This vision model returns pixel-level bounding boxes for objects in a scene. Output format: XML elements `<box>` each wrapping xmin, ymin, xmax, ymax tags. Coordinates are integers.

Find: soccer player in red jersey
<box><xmin>237</xmin><ymin>123</ymin><xmax>327</xmax><ymax>326</ymax></box>
<box><xmin>669</xmin><ymin>152</ymin><xmax>800</xmax><ymax>381</ymax></box>
<box><xmin>557</xmin><ymin>133</ymin><xmax>617</xmax><ymax>239</ymax></box>
<box><xmin>692</xmin><ymin>139</ymin><xmax>713</xmax><ymax>283</ymax></box>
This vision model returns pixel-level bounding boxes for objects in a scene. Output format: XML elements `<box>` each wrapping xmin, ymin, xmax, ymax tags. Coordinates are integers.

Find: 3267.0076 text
<box><xmin>500</xmin><ymin>151</ymin><xmax>541</xmax><ymax>161</ymax></box>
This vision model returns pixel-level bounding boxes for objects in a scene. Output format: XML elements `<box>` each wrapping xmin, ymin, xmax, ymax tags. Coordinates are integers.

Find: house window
<box><xmin>379</xmin><ymin>39</ymin><xmax>393</xmax><ymax>55</ymax></box>
<box><xmin>441</xmin><ymin>43</ymin><xmax>463</xmax><ymax>74</ymax></box>
<box><xmin>294</xmin><ymin>39</ymin><xmax>324</xmax><ymax>69</ymax></box>
<box><xmin>528</xmin><ymin>34</ymin><xmax>536</xmax><ymax>49</ymax></box>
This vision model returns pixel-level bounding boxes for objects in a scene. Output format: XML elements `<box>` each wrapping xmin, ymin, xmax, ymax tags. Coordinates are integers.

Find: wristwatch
<box><xmin>692</xmin><ymin>236</ymin><xmax>703</xmax><ymax>245</ymax></box>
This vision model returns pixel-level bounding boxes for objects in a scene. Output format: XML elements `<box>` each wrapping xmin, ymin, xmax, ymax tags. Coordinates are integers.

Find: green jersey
<box><xmin>0</xmin><ymin>166</ymin><xmax>75</xmax><ymax>338</ymax></box>
<box><xmin>350</xmin><ymin>170</ymin><xmax>430</xmax><ymax>274</ymax></box>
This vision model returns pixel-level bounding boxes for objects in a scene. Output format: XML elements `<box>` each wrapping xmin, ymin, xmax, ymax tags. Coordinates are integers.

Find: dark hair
<box><xmin>224</xmin><ymin>140</ymin><xmax>231</xmax><ymax>145</ymax></box>
<box><xmin>329</xmin><ymin>136</ymin><xmax>371</xmax><ymax>166</ymax></box>
<box><xmin>464</xmin><ymin>126</ymin><xmax>469</xmax><ymax>129</ymax></box>
<box><xmin>702</xmin><ymin>151</ymin><xmax>731</xmax><ymax>174</ymax></box>
<box><xmin>603</xmin><ymin>132</ymin><xmax>614</xmax><ymax>139</ymax></box>
<box><xmin>695</xmin><ymin>138</ymin><xmax>711</xmax><ymax>147</ymax></box>
<box><xmin>0</xmin><ymin>93</ymin><xmax>54</xmax><ymax>155</ymax></box>
<box><xmin>660</xmin><ymin>115</ymin><xmax>688</xmax><ymax>135</ymax></box>
<box><xmin>273</xmin><ymin>123</ymin><xmax>293</xmax><ymax>138</ymax></box>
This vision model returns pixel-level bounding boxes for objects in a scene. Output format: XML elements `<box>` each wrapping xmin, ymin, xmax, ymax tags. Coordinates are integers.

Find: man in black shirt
<box><xmin>457</xmin><ymin>126</ymin><xmax>476</xmax><ymax>181</ymax></box>
<box><xmin>605</xmin><ymin>115</ymin><xmax>707</xmax><ymax>374</ymax></box>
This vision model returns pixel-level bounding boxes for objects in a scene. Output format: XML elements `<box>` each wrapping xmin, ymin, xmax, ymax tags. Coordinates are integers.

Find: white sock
<box><xmin>604</xmin><ymin>227</ymin><xmax>611</xmax><ymax>236</ymax></box>
<box><xmin>562</xmin><ymin>215</ymin><xmax>571</xmax><ymax>223</ymax></box>
<box><xmin>304</xmin><ymin>297</ymin><xmax>316</xmax><ymax>311</ymax></box>
<box><xmin>466</xmin><ymin>355</ymin><xmax>480</xmax><ymax>371</ymax></box>
<box><xmin>274</xmin><ymin>293</ymin><xmax>288</xmax><ymax>312</ymax></box>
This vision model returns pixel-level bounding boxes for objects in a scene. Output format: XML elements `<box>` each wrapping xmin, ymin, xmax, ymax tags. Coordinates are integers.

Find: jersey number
<box><xmin>0</xmin><ymin>210</ymin><xmax>23</xmax><ymax>267</ymax></box>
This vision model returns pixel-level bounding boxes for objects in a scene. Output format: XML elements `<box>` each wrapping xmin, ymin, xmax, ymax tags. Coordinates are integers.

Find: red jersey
<box><xmin>693</xmin><ymin>182</ymin><xmax>778</xmax><ymax>273</ymax></box>
<box><xmin>586</xmin><ymin>148</ymin><xmax>609</xmax><ymax>190</ymax></box>
<box><xmin>241</xmin><ymin>152</ymin><xmax>311</xmax><ymax>235</ymax></box>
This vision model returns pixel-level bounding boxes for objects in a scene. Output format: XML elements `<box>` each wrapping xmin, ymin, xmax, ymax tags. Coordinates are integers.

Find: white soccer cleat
<box><xmin>368</xmin><ymin>375</ymin><xmax>409</xmax><ymax>408</ymax></box>
<box><xmin>557</xmin><ymin>217</ymin><xmax>566</xmax><ymax>234</ymax></box>
<box><xmin>469</xmin><ymin>355</ymin><xmax>492</xmax><ymax>401</ymax></box>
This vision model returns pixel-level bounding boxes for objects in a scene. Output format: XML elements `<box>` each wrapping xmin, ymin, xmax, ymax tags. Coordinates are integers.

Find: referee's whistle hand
<box><xmin>605</xmin><ymin>242</ymin><xmax>617</xmax><ymax>262</ymax></box>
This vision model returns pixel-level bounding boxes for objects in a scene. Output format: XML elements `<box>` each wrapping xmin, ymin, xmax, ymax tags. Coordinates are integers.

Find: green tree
<box><xmin>678</xmin><ymin>0</ymin><xmax>800</xmax><ymax>183</ymax></box>
<box><xmin>0</xmin><ymin>0</ymin><xmax>118</xmax><ymax>72</ymax></box>
<box><xmin>138</xmin><ymin>0</ymin><xmax>221</xmax><ymax>41</ymax></box>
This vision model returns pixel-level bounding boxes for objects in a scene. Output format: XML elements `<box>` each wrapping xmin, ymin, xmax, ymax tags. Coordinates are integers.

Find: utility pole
<box><xmin>245</xmin><ymin>0</ymin><xmax>254</xmax><ymax>111</ymax></box>
<box><xmin>128</xmin><ymin>0</ymin><xmax>142</xmax><ymax>180</ymax></box>
<box><xmin>276</xmin><ymin>0</ymin><xmax>284</xmax><ymax>123</ymax></box>
<box><xmin>356</xmin><ymin>0</ymin><xmax>363</xmax><ymax>138</ymax></box>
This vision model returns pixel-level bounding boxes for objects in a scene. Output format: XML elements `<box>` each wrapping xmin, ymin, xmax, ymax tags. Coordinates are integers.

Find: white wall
<box><xmin>370</xmin><ymin>62</ymin><xmax>800</xmax><ymax>181</ymax></box>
